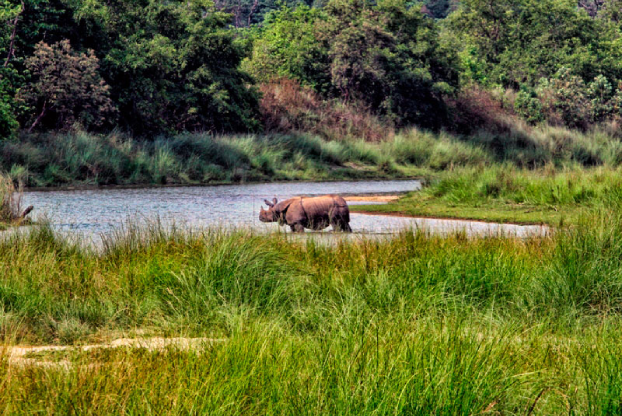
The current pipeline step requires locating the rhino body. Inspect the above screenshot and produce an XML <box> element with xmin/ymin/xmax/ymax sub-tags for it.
<box><xmin>259</xmin><ymin>195</ymin><xmax>352</xmax><ymax>233</ymax></box>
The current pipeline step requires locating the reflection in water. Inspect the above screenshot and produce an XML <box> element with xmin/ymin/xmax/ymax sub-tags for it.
<box><xmin>21</xmin><ymin>180</ymin><xmax>546</xmax><ymax>239</ymax></box>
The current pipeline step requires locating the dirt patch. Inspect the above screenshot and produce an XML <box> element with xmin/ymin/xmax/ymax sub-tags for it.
<box><xmin>345</xmin><ymin>195</ymin><xmax>400</xmax><ymax>202</ymax></box>
<box><xmin>4</xmin><ymin>337</ymin><xmax>225</xmax><ymax>369</ymax></box>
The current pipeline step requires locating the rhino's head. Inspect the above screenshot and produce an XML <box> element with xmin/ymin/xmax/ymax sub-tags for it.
<box><xmin>259</xmin><ymin>198</ymin><xmax>279</xmax><ymax>223</ymax></box>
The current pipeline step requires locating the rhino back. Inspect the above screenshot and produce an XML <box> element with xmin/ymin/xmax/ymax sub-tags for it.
<box><xmin>276</xmin><ymin>195</ymin><xmax>350</xmax><ymax>227</ymax></box>
<box><xmin>304</xmin><ymin>196</ymin><xmax>349</xmax><ymax>219</ymax></box>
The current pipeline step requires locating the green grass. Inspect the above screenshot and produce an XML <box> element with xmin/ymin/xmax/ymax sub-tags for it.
<box><xmin>6</xmin><ymin>121</ymin><xmax>622</xmax><ymax>411</ymax></box>
<box><xmin>6</xmin><ymin>121</ymin><xmax>622</xmax><ymax>189</ymax></box>
<box><xmin>2</xmin><ymin>212</ymin><xmax>622</xmax><ymax>412</ymax></box>
<box><xmin>0</xmin><ymin>131</ymin><xmax>434</xmax><ymax>187</ymax></box>
<box><xmin>353</xmin><ymin>165</ymin><xmax>622</xmax><ymax>225</ymax></box>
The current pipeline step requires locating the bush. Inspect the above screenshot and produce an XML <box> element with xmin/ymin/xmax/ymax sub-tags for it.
<box><xmin>18</xmin><ymin>40</ymin><xmax>117</xmax><ymax>133</ymax></box>
<box><xmin>514</xmin><ymin>89</ymin><xmax>544</xmax><ymax>125</ymax></box>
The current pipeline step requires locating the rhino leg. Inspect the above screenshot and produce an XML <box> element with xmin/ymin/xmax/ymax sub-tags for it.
<box><xmin>330</xmin><ymin>211</ymin><xmax>352</xmax><ymax>233</ymax></box>
<box><xmin>332</xmin><ymin>221</ymin><xmax>352</xmax><ymax>232</ymax></box>
<box><xmin>290</xmin><ymin>223</ymin><xmax>305</xmax><ymax>233</ymax></box>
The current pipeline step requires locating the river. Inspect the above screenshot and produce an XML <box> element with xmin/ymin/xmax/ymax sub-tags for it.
<box><xmin>20</xmin><ymin>180</ymin><xmax>546</xmax><ymax>239</ymax></box>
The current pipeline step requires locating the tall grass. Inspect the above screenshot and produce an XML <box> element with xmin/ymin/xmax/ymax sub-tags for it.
<box><xmin>1</xmin><ymin>129</ymin><xmax>490</xmax><ymax>187</ymax></box>
<box><xmin>2</xmin><ymin>212</ymin><xmax>622</xmax><ymax>411</ymax></box>
<box><xmin>412</xmin><ymin>165</ymin><xmax>622</xmax><ymax>208</ymax></box>
<box><xmin>6</xmin><ymin>117</ymin><xmax>622</xmax><ymax>188</ymax></box>
<box><xmin>0</xmin><ymin>174</ymin><xmax>23</xmax><ymax>223</ymax></box>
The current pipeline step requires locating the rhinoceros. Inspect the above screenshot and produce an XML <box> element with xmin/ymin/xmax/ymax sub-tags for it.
<box><xmin>259</xmin><ymin>195</ymin><xmax>352</xmax><ymax>233</ymax></box>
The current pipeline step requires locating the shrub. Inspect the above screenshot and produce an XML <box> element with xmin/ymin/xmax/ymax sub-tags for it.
<box><xmin>18</xmin><ymin>40</ymin><xmax>117</xmax><ymax>133</ymax></box>
<box><xmin>532</xmin><ymin>69</ymin><xmax>622</xmax><ymax>129</ymax></box>
<box><xmin>246</xmin><ymin>0</ymin><xmax>459</xmax><ymax>128</ymax></box>
<box><xmin>514</xmin><ymin>89</ymin><xmax>544</xmax><ymax>125</ymax></box>
<box><xmin>537</xmin><ymin>68</ymin><xmax>592</xmax><ymax>130</ymax></box>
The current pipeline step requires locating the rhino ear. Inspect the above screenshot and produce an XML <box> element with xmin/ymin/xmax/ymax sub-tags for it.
<box><xmin>264</xmin><ymin>199</ymin><xmax>274</xmax><ymax>207</ymax></box>
<box><xmin>272</xmin><ymin>198</ymin><xmax>278</xmax><ymax>206</ymax></box>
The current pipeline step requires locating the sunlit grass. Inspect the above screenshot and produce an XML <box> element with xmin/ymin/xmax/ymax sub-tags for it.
<box><xmin>353</xmin><ymin>165</ymin><xmax>622</xmax><ymax>225</ymax></box>
<box><xmin>1</xmin><ymin>211</ymin><xmax>622</xmax><ymax>412</ymax></box>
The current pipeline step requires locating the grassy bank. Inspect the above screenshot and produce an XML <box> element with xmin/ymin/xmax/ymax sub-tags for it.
<box><xmin>1</xmin><ymin>214</ymin><xmax>622</xmax><ymax>412</ymax></box>
<box><xmin>3</xmin><ymin>121</ymin><xmax>622</xmax><ymax>189</ymax></box>
<box><xmin>1</xmin><ymin>130</ymin><xmax>484</xmax><ymax>188</ymax></box>
<box><xmin>353</xmin><ymin>165</ymin><xmax>622</xmax><ymax>226</ymax></box>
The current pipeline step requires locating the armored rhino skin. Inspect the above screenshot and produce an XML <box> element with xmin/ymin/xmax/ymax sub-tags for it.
<box><xmin>259</xmin><ymin>195</ymin><xmax>352</xmax><ymax>233</ymax></box>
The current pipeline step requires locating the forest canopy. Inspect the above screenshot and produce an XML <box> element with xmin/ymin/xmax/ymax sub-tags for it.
<box><xmin>1</xmin><ymin>0</ymin><xmax>622</xmax><ymax>138</ymax></box>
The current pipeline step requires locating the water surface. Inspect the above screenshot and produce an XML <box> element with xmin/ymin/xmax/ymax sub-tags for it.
<box><xmin>21</xmin><ymin>180</ymin><xmax>546</xmax><ymax>239</ymax></box>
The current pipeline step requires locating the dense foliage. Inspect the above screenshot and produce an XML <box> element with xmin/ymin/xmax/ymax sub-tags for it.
<box><xmin>18</xmin><ymin>40</ymin><xmax>117</xmax><ymax>132</ymax></box>
<box><xmin>245</xmin><ymin>0</ymin><xmax>459</xmax><ymax>127</ymax></box>
<box><xmin>1</xmin><ymin>0</ymin><xmax>261</xmax><ymax>137</ymax></box>
<box><xmin>1</xmin><ymin>0</ymin><xmax>622</xmax><ymax>140</ymax></box>
<box><xmin>449</xmin><ymin>0</ymin><xmax>622</xmax><ymax>87</ymax></box>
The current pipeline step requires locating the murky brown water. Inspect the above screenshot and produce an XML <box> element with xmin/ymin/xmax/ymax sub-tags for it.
<box><xmin>21</xmin><ymin>180</ymin><xmax>546</xmax><ymax>239</ymax></box>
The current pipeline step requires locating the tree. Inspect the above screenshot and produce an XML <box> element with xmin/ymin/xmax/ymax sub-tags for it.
<box><xmin>578</xmin><ymin>0</ymin><xmax>606</xmax><ymax>17</ymax></box>
<box><xmin>72</xmin><ymin>0</ymin><xmax>261</xmax><ymax>135</ymax></box>
<box><xmin>449</xmin><ymin>0</ymin><xmax>622</xmax><ymax>88</ymax></box>
<box><xmin>599</xmin><ymin>0</ymin><xmax>622</xmax><ymax>23</ymax></box>
<box><xmin>421</xmin><ymin>0</ymin><xmax>458</xmax><ymax>18</ymax></box>
<box><xmin>243</xmin><ymin>5</ymin><xmax>331</xmax><ymax>92</ymax></box>
<box><xmin>18</xmin><ymin>40</ymin><xmax>117</xmax><ymax>132</ymax></box>
<box><xmin>213</xmin><ymin>0</ymin><xmax>311</xmax><ymax>27</ymax></box>
<box><xmin>0</xmin><ymin>0</ymin><xmax>23</xmax><ymax>138</ymax></box>
<box><xmin>246</xmin><ymin>0</ymin><xmax>459</xmax><ymax>127</ymax></box>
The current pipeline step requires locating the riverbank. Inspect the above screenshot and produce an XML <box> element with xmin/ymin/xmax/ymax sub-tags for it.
<box><xmin>2</xmin><ymin>130</ymin><xmax>458</xmax><ymax>188</ymax></box>
<box><xmin>1</xmin><ymin>215</ymin><xmax>621</xmax><ymax>413</ymax></box>
<box><xmin>5</xmin><ymin>126</ymin><xmax>622</xmax><ymax>229</ymax></box>
<box><xmin>6</xmin><ymin>121</ymin><xmax>621</xmax><ymax>190</ymax></box>
<box><xmin>352</xmin><ymin>166</ymin><xmax>622</xmax><ymax>226</ymax></box>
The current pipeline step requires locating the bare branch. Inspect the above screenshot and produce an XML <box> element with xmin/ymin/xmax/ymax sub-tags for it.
<box><xmin>3</xmin><ymin>1</ymin><xmax>24</xmax><ymax>68</ymax></box>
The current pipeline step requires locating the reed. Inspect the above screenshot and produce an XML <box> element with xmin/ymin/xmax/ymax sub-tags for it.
<box><xmin>6</xmin><ymin>119</ymin><xmax>622</xmax><ymax>188</ymax></box>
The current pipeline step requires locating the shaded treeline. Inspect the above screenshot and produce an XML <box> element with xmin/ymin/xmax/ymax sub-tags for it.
<box><xmin>2</xmin><ymin>0</ymin><xmax>622</xmax><ymax>142</ymax></box>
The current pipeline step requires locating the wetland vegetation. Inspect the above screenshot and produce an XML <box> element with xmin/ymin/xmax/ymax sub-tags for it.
<box><xmin>0</xmin><ymin>214</ymin><xmax>620</xmax><ymax>413</ymax></box>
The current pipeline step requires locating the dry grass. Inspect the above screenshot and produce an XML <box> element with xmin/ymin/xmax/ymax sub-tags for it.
<box><xmin>259</xmin><ymin>78</ymin><xmax>393</xmax><ymax>142</ymax></box>
<box><xmin>0</xmin><ymin>174</ymin><xmax>25</xmax><ymax>224</ymax></box>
